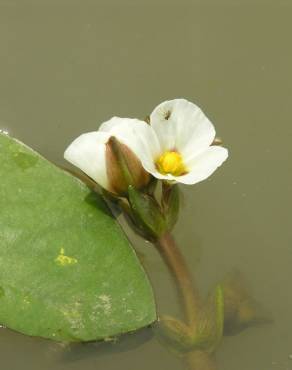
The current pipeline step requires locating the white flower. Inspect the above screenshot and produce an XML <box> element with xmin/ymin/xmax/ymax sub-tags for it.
<box><xmin>64</xmin><ymin>117</ymin><xmax>152</xmax><ymax>194</ymax></box>
<box><xmin>64</xmin><ymin>99</ymin><xmax>228</xmax><ymax>191</ymax></box>
<box><xmin>135</xmin><ymin>98</ymin><xmax>228</xmax><ymax>185</ymax></box>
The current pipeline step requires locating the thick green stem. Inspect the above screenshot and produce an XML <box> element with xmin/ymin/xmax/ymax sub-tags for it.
<box><xmin>155</xmin><ymin>232</ymin><xmax>201</xmax><ymax>329</ymax></box>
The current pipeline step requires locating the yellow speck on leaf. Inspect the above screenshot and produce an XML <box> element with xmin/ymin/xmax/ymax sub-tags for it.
<box><xmin>55</xmin><ymin>248</ymin><xmax>78</xmax><ymax>266</ymax></box>
<box><xmin>23</xmin><ymin>296</ymin><xmax>30</xmax><ymax>305</ymax></box>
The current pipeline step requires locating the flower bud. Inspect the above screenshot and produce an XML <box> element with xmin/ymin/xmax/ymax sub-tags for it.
<box><xmin>105</xmin><ymin>136</ymin><xmax>150</xmax><ymax>195</ymax></box>
<box><xmin>127</xmin><ymin>185</ymin><xmax>166</xmax><ymax>240</ymax></box>
<box><xmin>64</xmin><ymin>118</ymin><xmax>152</xmax><ymax>196</ymax></box>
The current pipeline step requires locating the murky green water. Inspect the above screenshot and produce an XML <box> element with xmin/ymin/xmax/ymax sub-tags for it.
<box><xmin>0</xmin><ymin>1</ymin><xmax>291</xmax><ymax>369</ymax></box>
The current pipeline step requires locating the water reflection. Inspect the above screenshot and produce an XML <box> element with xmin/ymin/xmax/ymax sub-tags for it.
<box><xmin>59</xmin><ymin>328</ymin><xmax>153</xmax><ymax>363</ymax></box>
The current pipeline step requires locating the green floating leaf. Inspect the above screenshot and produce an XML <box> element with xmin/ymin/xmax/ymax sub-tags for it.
<box><xmin>0</xmin><ymin>133</ymin><xmax>156</xmax><ymax>342</ymax></box>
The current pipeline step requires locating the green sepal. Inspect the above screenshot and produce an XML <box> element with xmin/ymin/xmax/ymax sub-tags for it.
<box><xmin>161</xmin><ymin>183</ymin><xmax>180</xmax><ymax>231</ymax></box>
<box><xmin>128</xmin><ymin>185</ymin><xmax>166</xmax><ymax>240</ymax></box>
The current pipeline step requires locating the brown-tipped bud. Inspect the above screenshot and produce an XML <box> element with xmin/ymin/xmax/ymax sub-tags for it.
<box><xmin>105</xmin><ymin>136</ymin><xmax>150</xmax><ymax>195</ymax></box>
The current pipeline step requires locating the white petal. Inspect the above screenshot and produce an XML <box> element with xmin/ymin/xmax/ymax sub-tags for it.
<box><xmin>99</xmin><ymin>116</ymin><xmax>123</xmax><ymax>133</ymax></box>
<box><xmin>177</xmin><ymin>146</ymin><xmax>228</xmax><ymax>185</ymax></box>
<box><xmin>100</xmin><ymin>117</ymin><xmax>161</xmax><ymax>166</ymax></box>
<box><xmin>64</xmin><ymin>131</ymin><xmax>110</xmax><ymax>190</ymax></box>
<box><xmin>150</xmin><ymin>99</ymin><xmax>216</xmax><ymax>158</ymax></box>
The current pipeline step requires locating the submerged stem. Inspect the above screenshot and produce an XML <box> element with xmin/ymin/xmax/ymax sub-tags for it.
<box><xmin>155</xmin><ymin>232</ymin><xmax>218</xmax><ymax>370</ymax></box>
<box><xmin>155</xmin><ymin>232</ymin><xmax>201</xmax><ymax>329</ymax></box>
<box><xmin>186</xmin><ymin>351</ymin><xmax>217</xmax><ymax>370</ymax></box>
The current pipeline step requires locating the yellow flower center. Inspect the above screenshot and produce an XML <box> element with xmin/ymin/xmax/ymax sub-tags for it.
<box><xmin>155</xmin><ymin>151</ymin><xmax>187</xmax><ymax>176</ymax></box>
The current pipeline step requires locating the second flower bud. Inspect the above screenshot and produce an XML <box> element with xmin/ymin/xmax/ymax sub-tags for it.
<box><xmin>105</xmin><ymin>136</ymin><xmax>150</xmax><ymax>195</ymax></box>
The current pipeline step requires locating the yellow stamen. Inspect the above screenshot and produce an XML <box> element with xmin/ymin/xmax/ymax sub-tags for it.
<box><xmin>155</xmin><ymin>151</ymin><xmax>187</xmax><ymax>176</ymax></box>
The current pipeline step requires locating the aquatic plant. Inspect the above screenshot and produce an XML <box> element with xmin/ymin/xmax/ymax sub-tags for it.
<box><xmin>0</xmin><ymin>99</ymin><xmax>270</xmax><ymax>370</ymax></box>
<box><xmin>65</xmin><ymin>99</ymin><xmax>270</xmax><ymax>369</ymax></box>
<box><xmin>65</xmin><ymin>98</ymin><xmax>231</xmax><ymax>368</ymax></box>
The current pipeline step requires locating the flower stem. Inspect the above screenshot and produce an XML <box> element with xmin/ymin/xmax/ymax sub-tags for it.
<box><xmin>155</xmin><ymin>232</ymin><xmax>201</xmax><ymax>329</ymax></box>
<box><xmin>156</xmin><ymin>232</ymin><xmax>218</xmax><ymax>370</ymax></box>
